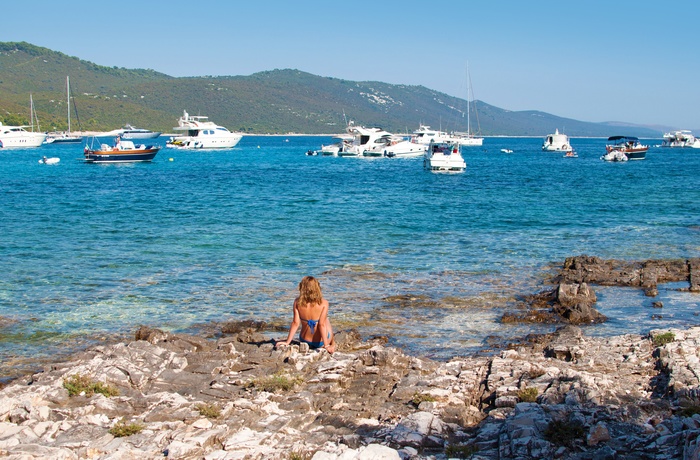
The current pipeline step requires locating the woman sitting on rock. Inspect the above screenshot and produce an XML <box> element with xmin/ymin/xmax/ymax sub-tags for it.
<box><xmin>276</xmin><ymin>276</ymin><xmax>336</xmax><ymax>354</ymax></box>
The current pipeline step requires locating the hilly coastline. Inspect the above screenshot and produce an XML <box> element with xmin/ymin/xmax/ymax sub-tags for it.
<box><xmin>0</xmin><ymin>41</ymin><xmax>662</xmax><ymax>137</ymax></box>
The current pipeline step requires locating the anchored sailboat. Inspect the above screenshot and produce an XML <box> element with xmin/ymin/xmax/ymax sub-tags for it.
<box><xmin>46</xmin><ymin>76</ymin><xmax>82</xmax><ymax>144</ymax></box>
<box><xmin>454</xmin><ymin>64</ymin><xmax>484</xmax><ymax>147</ymax></box>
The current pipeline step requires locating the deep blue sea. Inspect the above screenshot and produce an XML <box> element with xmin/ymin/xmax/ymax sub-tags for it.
<box><xmin>1</xmin><ymin>136</ymin><xmax>699</xmax><ymax>381</ymax></box>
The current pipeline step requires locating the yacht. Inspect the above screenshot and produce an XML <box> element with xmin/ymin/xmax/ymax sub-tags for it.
<box><xmin>0</xmin><ymin>123</ymin><xmax>46</xmax><ymax>148</ymax></box>
<box><xmin>411</xmin><ymin>124</ymin><xmax>460</xmax><ymax>145</ymax></box>
<box><xmin>167</xmin><ymin>110</ymin><xmax>242</xmax><ymax>149</ymax></box>
<box><xmin>120</xmin><ymin>124</ymin><xmax>161</xmax><ymax>140</ymax></box>
<box><xmin>1</xmin><ymin>95</ymin><xmax>47</xmax><ymax>148</ymax></box>
<box><xmin>338</xmin><ymin>122</ymin><xmax>390</xmax><ymax>157</ymax></box>
<box><xmin>542</xmin><ymin>129</ymin><xmax>573</xmax><ymax>152</ymax></box>
<box><xmin>319</xmin><ymin>134</ymin><xmax>353</xmax><ymax>156</ymax></box>
<box><xmin>363</xmin><ymin>133</ymin><xmax>427</xmax><ymax>158</ymax></box>
<box><xmin>424</xmin><ymin>140</ymin><xmax>466</xmax><ymax>172</ymax></box>
<box><xmin>662</xmin><ymin>130</ymin><xmax>700</xmax><ymax>148</ymax></box>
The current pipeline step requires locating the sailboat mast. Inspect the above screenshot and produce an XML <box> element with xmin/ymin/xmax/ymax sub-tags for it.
<box><xmin>67</xmin><ymin>76</ymin><xmax>71</xmax><ymax>133</ymax></box>
<box><xmin>466</xmin><ymin>63</ymin><xmax>471</xmax><ymax>137</ymax></box>
<box><xmin>29</xmin><ymin>93</ymin><xmax>41</xmax><ymax>132</ymax></box>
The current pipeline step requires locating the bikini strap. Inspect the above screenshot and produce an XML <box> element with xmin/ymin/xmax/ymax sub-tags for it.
<box><xmin>306</xmin><ymin>319</ymin><xmax>318</xmax><ymax>334</ymax></box>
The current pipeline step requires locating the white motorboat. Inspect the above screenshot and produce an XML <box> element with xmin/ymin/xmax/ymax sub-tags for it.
<box><xmin>319</xmin><ymin>135</ymin><xmax>353</xmax><ymax>156</ymax></box>
<box><xmin>167</xmin><ymin>110</ymin><xmax>242</xmax><ymax>149</ymax></box>
<box><xmin>339</xmin><ymin>122</ymin><xmax>390</xmax><ymax>157</ymax></box>
<box><xmin>382</xmin><ymin>138</ymin><xmax>427</xmax><ymax>158</ymax></box>
<box><xmin>119</xmin><ymin>124</ymin><xmax>161</xmax><ymax>140</ymax></box>
<box><xmin>542</xmin><ymin>129</ymin><xmax>573</xmax><ymax>152</ymax></box>
<box><xmin>600</xmin><ymin>149</ymin><xmax>628</xmax><ymax>162</ymax></box>
<box><xmin>662</xmin><ymin>130</ymin><xmax>700</xmax><ymax>148</ymax></box>
<box><xmin>0</xmin><ymin>95</ymin><xmax>46</xmax><ymax>148</ymax></box>
<box><xmin>1</xmin><ymin>123</ymin><xmax>47</xmax><ymax>148</ymax></box>
<box><xmin>424</xmin><ymin>140</ymin><xmax>466</xmax><ymax>172</ymax></box>
<box><xmin>411</xmin><ymin>124</ymin><xmax>460</xmax><ymax>145</ymax></box>
<box><xmin>363</xmin><ymin>134</ymin><xmax>427</xmax><ymax>158</ymax></box>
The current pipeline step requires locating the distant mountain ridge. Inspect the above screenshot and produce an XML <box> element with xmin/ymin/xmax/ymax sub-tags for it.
<box><xmin>0</xmin><ymin>41</ymin><xmax>665</xmax><ymax>137</ymax></box>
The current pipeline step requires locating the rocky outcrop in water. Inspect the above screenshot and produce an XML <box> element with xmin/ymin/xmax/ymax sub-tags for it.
<box><xmin>503</xmin><ymin>255</ymin><xmax>700</xmax><ymax>325</ymax></box>
<box><xmin>556</xmin><ymin>255</ymin><xmax>700</xmax><ymax>293</ymax></box>
<box><xmin>1</xmin><ymin>321</ymin><xmax>700</xmax><ymax>459</ymax></box>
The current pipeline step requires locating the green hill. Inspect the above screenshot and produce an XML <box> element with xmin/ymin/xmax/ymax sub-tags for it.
<box><xmin>0</xmin><ymin>41</ymin><xmax>661</xmax><ymax>137</ymax></box>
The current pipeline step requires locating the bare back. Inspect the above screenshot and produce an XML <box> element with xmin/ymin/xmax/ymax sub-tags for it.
<box><xmin>295</xmin><ymin>297</ymin><xmax>329</xmax><ymax>343</ymax></box>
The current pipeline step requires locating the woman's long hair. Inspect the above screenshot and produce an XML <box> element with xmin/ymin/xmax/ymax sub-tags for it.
<box><xmin>298</xmin><ymin>276</ymin><xmax>323</xmax><ymax>308</ymax></box>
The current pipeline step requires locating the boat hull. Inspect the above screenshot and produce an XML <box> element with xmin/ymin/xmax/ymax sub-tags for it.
<box><xmin>46</xmin><ymin>135</ymin><xmax>83</xmax><ymax>144</ymax></box>
<box><xmin>424</xmin><ymin>159</ymin><xmax>466</xmax><ymax>172</ymax></box>
<box><xmin>605</xmin><ymin>146</ymin><xmax>647</xmax><ymax>160</ymax></box>
<box><xmin>458</xmin><ymin>137</ymin><xmax>483</xmax><ymax>147</ymax></box>
<box><xmin>0</xmin><ymin>132</ymin><xmax>47</xmax><ymax>148</ymax></box>
<box><xmin>168</xmin><ymin>135</ymin><xmax>241</xmax><ymax>149</ymax></box>
<box><xmin>122</xmin><ymin>132</ymin><xmax>161</xmax><ymax>140</ymax></box>
<box><xmin>84</xmin><ymin>148</ymin><xmax>160</xmax><ymax>163</ymax></box>
<box><xmin>424</xmin><ymin>141</ymin><xmax>466</xmax><ymax>172</ymax></box>
<box><xmin>624</xmin><ymin>150</ymin><xmax>647</xmax><ymax>160</ymax></box>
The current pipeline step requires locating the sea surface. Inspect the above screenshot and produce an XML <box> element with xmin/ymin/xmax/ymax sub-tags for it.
<box><xmin>1</xmin><ymin>136</ymin><xmax>699</xmax><ymax>381</ymax></box>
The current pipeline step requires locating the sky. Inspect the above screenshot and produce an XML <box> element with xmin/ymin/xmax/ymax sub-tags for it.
<box><xmin>3</xmin><ymin>0</ymin><xmax>700</xmax><ymax>130</ymax></box>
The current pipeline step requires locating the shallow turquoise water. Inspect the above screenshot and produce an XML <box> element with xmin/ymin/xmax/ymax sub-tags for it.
<box><xmin>1</xmin><ymin>136</ymin><xmax>699</xmax><ymax>377</ymax></box>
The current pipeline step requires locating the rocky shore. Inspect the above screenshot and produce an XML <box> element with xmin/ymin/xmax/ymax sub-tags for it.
<box><xmin>1</xmin><ymin>256</ymin><xmax>699</xmax><ymax>459</ymax></box>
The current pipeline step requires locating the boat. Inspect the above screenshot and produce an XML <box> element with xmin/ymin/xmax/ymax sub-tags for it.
<box><xmin>338</xmin><ymin>122</ymin><xmax>390</xmax><ymax>157</ymax></box>
<box><xmin>364</xmin><ymin>133</ymin><xmax>427</xmax><ymax>158</ymax></box>
<box><xmin>411</xmin><ymin>124</ymin><xmax>460</xmax><ymax>145</ymax></box>
<box><xmin>45</xmin><ymin>77</ymin><xmax>83</xmax><ymax>144</ymax></box>
<box><xmin>542</xmin><ymin>129</ymin><xmax>573</xmax><ymax>152</ymax></box>
<box><xmin>167</xmin><ymin>110</ymin><xmax>242</xmax><ymax>149</ymax></box>
<box><xmin>39</xmin><ymin>156</ymin><xmax>60</xmax><ymax>165</ymax></box>
<box><xmin>501</xmin><ymin>149</ymin><xmax>513</xmax><ymax>154</ymax></box>
<box><xmin>319</xmin><ymin>135</ymin><xmax>353</xmax><ymax>156</ymax></box>
<box><xmin>601</xmin><ymin>150</ymin><xmax>628</xmax><ymax>162</ymax></box>
<box><xmin>661</xmin><ymin>130</ymin><xmax>700</xmax><ymax>148</ymax></box>
<box><xmin>0</xmin><ymin>95</ymin><xmax>47</xmax><ymax>148</ymax></box>
<box><xmin>605</xmin><ymin>136</ymin><xmax>648</xmax><ymax>160</ymax></box>
<box><xmin>119</xmin><ymin>124</ymin><xmax>161</xmax><ymax>140</ymax></box>
<box><xmin>83</xmin><ymin>137</ymin><xmax>160</xmax><ymax>163</ymax></box>
<box><xmin>452</xmin><ymin>65</ymin><xmax>484</xmax><ymax>147</ymax></box>
<box><xmin>424</xmin><ymin>140</ymin><xmax>466</xmax><ymax>172</ymax></box>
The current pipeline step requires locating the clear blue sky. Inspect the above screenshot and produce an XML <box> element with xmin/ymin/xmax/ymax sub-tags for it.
<box><xmin>4</xmin><ymin>0</ymin><xmax>699</xmax><ymax>130</ymax></box>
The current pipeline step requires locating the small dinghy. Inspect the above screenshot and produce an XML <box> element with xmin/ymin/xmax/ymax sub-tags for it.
<box><xmin>39</xmin><ymin>156</ymin><xmax>60</xmax><ymax>165</ymax></box>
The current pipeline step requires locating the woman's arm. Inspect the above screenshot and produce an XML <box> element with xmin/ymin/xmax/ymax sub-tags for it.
<box><xmin>276</xmin><ymin>299</ymin><xmax>301</xmax><ymax>348</ymax></box>
<box><xmin>317</xmin><ymin>300</ymin><xmax>335</xmax><ymax>353</ymax></box>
